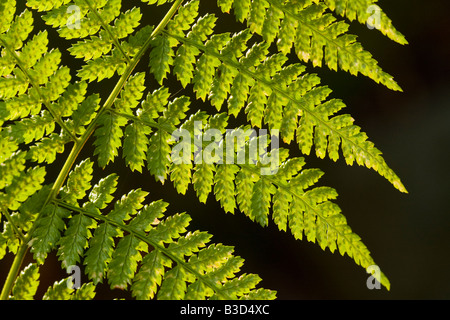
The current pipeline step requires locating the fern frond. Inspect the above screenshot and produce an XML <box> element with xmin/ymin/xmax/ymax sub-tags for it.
<box><xmin>40</xmin><ymin>277</ymin><xmax>97</xmax><ymax>300</ymax></box>
<box><xmin>84</xmin><ymin>188</ymin><xmax>148</xmax><ymax>284</ymax></box>
<box><xmin>162</xmin><ymin>17</ymin><xmax>406</xmax><ymax>192</ymax></box>
<box><xmin>0</xmin><ymin>6</ymin><xmax>80</xmax><ymax>147</ymax></box>
<box><xmin>218</xmin><ymin>0</ymin><xmax>403</xmax><ymax>91</ymax></box>
<box><xmin>244</xmin><ymin>154</ymin><xmax>390</xmax><ymax>290</ymax></box>
<box><xmin>68</xmin><ymin>93</ymin><xmax>101</xmax><ymax>136</ymax></box>
<box><xmin>0</xmin><ymin>0</ymin><xmax>407</xmax><ymax>300</ymax></box>
<box><xmin>72</xmin><ymin>282</ymin><xmax>97</xmax><ymax>300</ymax></box>
<box><xmin>27</xmin><ymin>133</ymin><xmax>70</xmax><ymax>164</ymax></box>
<box><xmin>42</xmin><ymin>168</ymin><xmax>277</xmax><ymax>299</ymax></box>
<box><xmin>38</xmin><ymin>0</ymin><xmax>146</xmax><ymax>83</ymax></box>
<box><xmin>166</xmin><ymin>117</ymin><xmax>391</xmax><ymax>289</ymax></box>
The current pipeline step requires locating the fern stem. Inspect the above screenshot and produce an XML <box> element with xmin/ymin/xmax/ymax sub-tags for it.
<box><xmin>0</xmin><ymin>0</ymin><xmax>185</xmax><ymax>300</ymax></box>
<box><xmin>53</xmin><ymin>198</ymin><xmax>233</xmax><ymax>300</ymax></box>
<box><xmin>0</xmin><ymin>243</ymin><xmax>27</xmax><ymax>300</ymax></box>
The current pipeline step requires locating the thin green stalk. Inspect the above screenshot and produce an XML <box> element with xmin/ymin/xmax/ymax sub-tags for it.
<box><xmin>0</xmin><ymin>0</ymin><xmax>184</xmax><ymax>300</ymax></box>
<box><xmin>0</xmin><ymin>244</ymin><xmax>27</xmax><ymax>300</ymax></box>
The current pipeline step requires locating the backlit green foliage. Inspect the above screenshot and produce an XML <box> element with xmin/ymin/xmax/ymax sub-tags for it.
<box><xmin>0</xmin><ymin>0</ymin><xmax>407</xmax><ymax>299</ymax></box>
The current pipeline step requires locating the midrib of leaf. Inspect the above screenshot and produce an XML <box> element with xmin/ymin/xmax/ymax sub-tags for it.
<box><xmin>111</xmin><ymin>110</ymin><xmax>173</xmax><ymax>133</ymax></box>
<box><xmin>0</xmin><ymin>0</ymin><xmax>185</xmax><ymax>300</ymax></box>
<box><xmin>54</xmin><ymin>199</ymin><xmax>234</xmax><ymax>300</ymax></box>
<box><xmin>163</xmin><ymin>30</ymin><xmax>406</xmax><ymax>193</ymax></box>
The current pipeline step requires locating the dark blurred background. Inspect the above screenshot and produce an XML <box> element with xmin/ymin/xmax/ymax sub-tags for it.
<box><xmin>1</xmin><ymin>0</ymin><xmax>450</xmax><ymax>300</ymax></box>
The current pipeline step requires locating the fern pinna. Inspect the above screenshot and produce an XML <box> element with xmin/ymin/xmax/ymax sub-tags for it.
<box><xmin>0</xmin><ymin>0</ymin><xmax>406</xmax><ymax>300</ymax></box>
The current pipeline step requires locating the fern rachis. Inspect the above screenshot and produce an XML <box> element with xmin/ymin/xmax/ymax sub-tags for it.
<box><xmin>0</xmin><ymin>0</ymin><xmax>407</xmax><ymax>300</ymax></box>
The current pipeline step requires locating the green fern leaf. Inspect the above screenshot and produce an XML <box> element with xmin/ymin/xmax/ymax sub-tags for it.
<box><xmin>0</xmin><ymin>0</ymin><xmax>16</xmax><ymax>34</ymax></box>
<box><xmin>54</xmin><ymin>81</ymin><xmax>88</xmax><ymax>119</ymax></box>
<box><xmin>131</xmin><ymin>250</ymin><xmax>172</xmax><ymax>300</ymax></box>
<box><xmin>147</xmin><ymin>212</ymin><xmax>191</xmax><ymax>245</ymax></box>
<box><xmin>0</xmin><ymin>9</ymin><xmax>33</xmax><ymax>50</ymax></box>
<box><xmin>11</xmin><ymin>263</ymin><xmax>40</xmax><ymax>300</ymax></box>
<box><xmin>77</xmin><ymin>51</ymin><xmax>126</xmax><ymax>82</ymax></box>
<box><xmin>0</xmin><ymin>0</ymin><xmax>408</xmax><ymax>299</ymax></box>
<box><xmin>73</xmin><ymin>282</ymin><xmax>97</xmax><ymax>300</ymax></box>
<box><xmin>166</xmin><ymin>20</ymin><xmax>406</xmax><ymax>192</ymax></box>
<box><xmin>60</xmin><ymin>159</ymin><xmax>94</xmax><ymax>205</ymax></box>
<box><xmin>214</xmin><ymin>164</ymin><xmax>239</xmax><ymax>213</ymax></box>
<box><xmin>185</xmin><ymin>279</ymin><xmax>214</xmax><ymax>300</ymax></box>
<box><xmin>147</xmin><ymin>131</ymin><xmax>172</xmax><ymax>183</ymax></box>
<box><xmin>123</xmin><ymin>121</ymin><xmax>152</xmax><ymax>173</ymax></box>
<box><xmin>219</xmin><ymin>0</ymin><xmax>403</xmax><ymax>90</ymax></box>
<box><xmin>157</xmin><ymin>265</ymin><xmax>193</xmax><ymax>300</ymax></box>
<box><xmin>69</xmin><ymin>94</ymin><xmax>101</xmax><ymax>135</ymax></box>
<box><xmin>174</xmin><ymin>14</ymin><xmax>217</xmax><ymax>88</ymax></box>
<box><xmin>57</xmin><ymin>211</ymin><xmax>96</xmax><ymax>269</ymax></box>
<box><xmin>149</xmin><ymin>35</ymin><xmax>174</xmax><ymax>85</ymax></box>
<box><xmin>249</xmin><ymin>177</ymin><xmax>275</xmax><ymax>226</ymax></box>
<box><xmin>26</xmin><ymin>0</ymin><xmax>72</xmax><ymax>12</ymax></box>
<box><xmin>0</xmin><ymin>166</ymin><xmax>46</xmax><ymax>212</ymax></box>
<box><xmin>83</xmin><ymin>222</ymin><xmax>117</xmax><ymax>284</ymax></box>
<box><xmin>219</xmin><ymin>273</ymin><xmax>262</xmax><ymax>300</ymax></box>
<box><xmin>192</xmin><ymin>163</ymin><xmax>215</xmax><ymax>203</ymax></box>
<box><xmin>42</xmin><ymin>278</ymin><xmax>73</xmax><ymax>300</ymax></box>
<box><xmin>88</xmin><ymin>174</ymin><xmax>119</xmax><ymax>209</ymax></box>
<box><xmin>0</xmin><ymin>151</ymin><xmax>27</xmax><ymax>191</ymax></box>
<box><xmin>166</xmin><ymin>0</ymin><xmax>199</xmax><ymax>40</ymax></box>
<box><xmin>108</xmin><ymin>234</ymin><xmax>147</xmax><ymax>289</ymax></box>
<box><xmin>84</xmin><ymin>188</ymin><xmax>147</xmax><ymax>283</ymax></box>
<box><xmin>29</xmin><ymin>204</ymin><xmax>70</xmax><ymax>264</ymax></box>
<box><xmin>167</xmin><ymin>230</ymin><xmax>211</xmax><ymax>260</ymax></box>
<box><xmin>93</xmin><ymin>112</ymin><xmax>128</xmax><ymax>168</ymax></box>
<box><xmin>27</xmin><ymin>133</ymin><xmax>69</xmax><ymax>164</ymax></box>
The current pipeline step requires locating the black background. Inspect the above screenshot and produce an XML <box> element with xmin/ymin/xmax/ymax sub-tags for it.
<box><xmin>1</xmin><ymin>0</ymin><xmax>450</xmax><ymax>300</ymax></box>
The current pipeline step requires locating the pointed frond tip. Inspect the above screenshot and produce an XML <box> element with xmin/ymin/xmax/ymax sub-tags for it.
<box><xmin>323</xmin><ymin>0</ymin><xmax>408</xmax><ymax>45</ymax></box>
